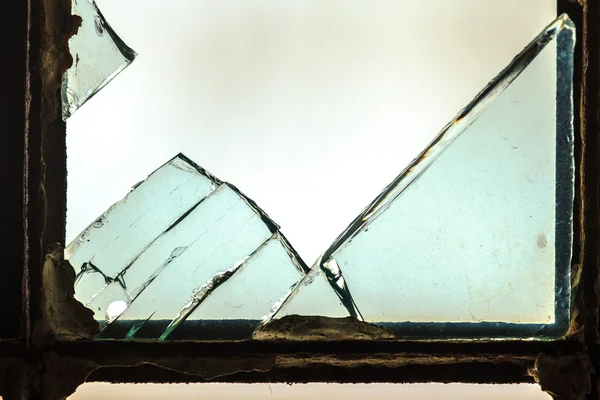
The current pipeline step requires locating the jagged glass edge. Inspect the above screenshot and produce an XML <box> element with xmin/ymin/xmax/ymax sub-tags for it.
<box><xmin>65</xmin><ymin>153</ymin><xmax>220</xmax><ymax>260</ymax></box>
<box><xmin>322</xmin><ymin>14</ymin><xmax>573</xmax><ymax>264</ymax></box>
<box><xmin>61</xmin><ymin>0</ymin><xmax>138</xmax><ymax>120</ymax></box>
<box><xmin>265</xmin><ymin>14</ymin><xmax>575</xmax><ymax>340</ymax></box>
<box><xmin>75</xmin><ymin>153</ymin><xmax>310</xmax><ymax>339</ymax></box>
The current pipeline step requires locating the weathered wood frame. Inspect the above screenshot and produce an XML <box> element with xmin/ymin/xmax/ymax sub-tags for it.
<box><xmin>1</xmin><ymin>1</ymin><xmax>598</xmax><ymax>399</ymax></box>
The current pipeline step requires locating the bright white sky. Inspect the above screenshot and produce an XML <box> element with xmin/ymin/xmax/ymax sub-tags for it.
<box><xmin>66</xmin><ymin>0</ymin><xmax>556</xmax><ymax>265</ymax></box>
<box><xmin>69</xmin><ymin>383</ymin><xmax>550</xmax><ymax>400</ymax></box>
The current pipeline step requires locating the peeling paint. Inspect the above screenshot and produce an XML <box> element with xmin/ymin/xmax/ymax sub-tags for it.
<box><xmin>38</xmin><ymin>246</ymin><xmax>99</xmax><ymax>341</ymax></box>
<box><xmin>41</xmin><ymin>0</ymin><xmax>81</xmax><ymax>124</ymax></box>
<box><xmin>253</xmin><ymin>315</ymin><xmax>395</xmax><ymax>341</ymax></box>
<box><xmin>566</xmin><ymin>263</ymin><xmax>584</xmax><ymax>341</ymax></box>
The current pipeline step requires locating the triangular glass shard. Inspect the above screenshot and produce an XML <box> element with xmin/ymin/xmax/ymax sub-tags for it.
<box><xmin>266</xmin><ymin>266</ymin><xmax>350</xmax><ymax>322</ymax></box>
<box><xmin>66</xmin><ymin>154</ymin><xmax>309</xmax><ymax>339</ymax></box>
<box><xmin>271</xmin><ymin>15</ymin><xmax>575</xmax><ymax>338</ymax></box>
<box><xmin>62</xmin><ymin>0</ymin><xmax>137</xmax><ymax>120</ymax></box>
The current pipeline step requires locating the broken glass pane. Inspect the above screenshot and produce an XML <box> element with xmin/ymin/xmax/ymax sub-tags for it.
<box><xmin>66</xmin><ymin>155</ymin><xmax>308</xmax><ymax>339</ymax></box>
<box><xmin>62</xmin><ymin>0</ymin><xmax>137</xmax><ymax>119</ymax></box>
<box><xmin>66</xmin><ymin>155</ymin><xmax>218</xmax><ymax>285</ymax></box>
<box><xmin>68</xmin><ymin>14</ymin><xmax>573</xmax><ymax>341</ymax></box>
<box><xmin>267</xmin><ymin>14</ymin><xmax>574</xmax><ymax>339</ymax></box>
<box><xmin>264</xmin><ymin>267</ymin><xmax>350</xmax><ymax>322</ymax></box>
<box><xmin>158</xmin><ymin>234</ymin><xmax>307</xmax><ymax>340</ymax></box>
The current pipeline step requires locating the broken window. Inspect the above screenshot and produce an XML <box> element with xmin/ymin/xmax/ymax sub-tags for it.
<box><xmin>64</xmin><ymin>14</ymin><xmax>575</xmax><ymax>341</ymax></box>
<box><xmin>67</xmin><ymin>155</ymin><xmax>308</xmax><ymax>340</ymax></box>
<box><xmin>6</xmin><ymin>0</ymin><xmax>600</xmax><ymax>398</ymax></box>
<box><xmin>64</xmin><ymin>0</ymin><xmax>559</xmax><ymax>266</ymax></box>
<box><xmin>272</xmin><ymin>15</ymin><xmax>575</xmax><ymax>339</ymax></box>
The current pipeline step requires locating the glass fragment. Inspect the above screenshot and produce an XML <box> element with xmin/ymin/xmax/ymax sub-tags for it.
<box><xmin>269</xmin><ymin>15</ymin><xmax>574</xmax><ymax>339</ymax></box>
<box><xmin>68</xmin><ymin>14</ymin><xmax>574</xmax><ymax>341</ymax></box>
<box><xmin>69</xmin><ymin>383</ymin><xmax>552</xmax><ymax>400</ymax></box>
<box><xmin>66</xmin><ymin>155</ymin><xmax>308</xmax><ymax>339</ymax></box>
<box><xmin>62</xmin><ymin>0</ymin><xmax>137</xmax><ymax>119</ymax></box>
<box><xmin>161</xmin><ymin>234</ymin><xmax>306</xmax><ymax>340</ymax></box>
<box><xmin>264</xmin><ymin>266</ymin><xmax>350</xmax><ymax>323</ymax></box>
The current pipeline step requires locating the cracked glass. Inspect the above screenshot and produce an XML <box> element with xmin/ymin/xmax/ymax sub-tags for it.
<box><xmin>67</xmin><ymin>155</ymin><xmax>308</xmax><ymax>340</ymax></box>
<box><xmin>271</xmin><ymin>15</ymin><xmax>575</xmax><ymax>339</ymax></box>
<box><xmin>66</xmin><ymin>13</ymin><xmax>573</xmax><ymax>340</ymax></box>
<box><xmin>62</xmin><ymin>0</ymin><xmax>137</xmax><ymax>119</ymax></box>
<box><xmin>68</xmin><ymin>383</ymin><xmax>553</xmax><ymax>400</ymax></box>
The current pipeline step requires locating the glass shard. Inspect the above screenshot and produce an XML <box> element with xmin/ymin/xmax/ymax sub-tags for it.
<box><xmin>265</xmin><ymin>266</ymin><xmax>350</xmax><ymax>323</ymax></box>
<box><xmin>68</xmin><ymin>14</ymin><xmax>573</xmax><ymax>341</ymax></box>
<box><xmin>273</xmin><ymin>15</ymin><xmax>575</xmax><ymax>338</ymax></box>
<box><xmin>62</xmin><ymin>0</ymin><xmax>137</xmax><ymax>119</ymax></box>
<box><xmin>67</xmin><ymin>155</ymin><xmax>218</xmax><ymax>289</ymax></box>
<box><xmin>160</xmin><ymin>234</ymin><xmax>305</xmax><ymax>340</ymax></box>
<box><xmin>88</xmin><ymin>283</ymin><xmax>129</xmax><ymax>325</ymax></box>
<box><xmin>66</xmin><ymin>154</ymin><xmax>308</xmax><ymax>339</ymax></box>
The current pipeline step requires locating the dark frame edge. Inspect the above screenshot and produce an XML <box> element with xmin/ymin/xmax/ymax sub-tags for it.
<box><xmin>579</xmin><ymin>0</ymin><xmax>600</xmax><ymax>397</ymax></box>
<box><xmin>55</xmin><ymin>339</ymin><xmax>578</xmax><ymax>385</ymax></box>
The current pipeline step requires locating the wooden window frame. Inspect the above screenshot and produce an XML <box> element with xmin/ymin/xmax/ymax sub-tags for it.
<box><xmin>1</xmin><ymin>1</ymin><xmax>598</xmax><ymax>399</ymax></box>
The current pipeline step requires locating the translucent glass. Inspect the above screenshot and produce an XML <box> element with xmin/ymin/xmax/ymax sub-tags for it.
<box><xmin>62</xmin><ymin>0</ymin><xmax>137</xmax><ymax>119</ymax></box>
<box><xmin>66</xmin><ymin>155</ymin><xmax>218</xmax><ymax>283</ymax></box>
<box><xmin>66</xmin><ymin>155</ymin><xmax>308</xmax><ymax>339</ymax></box>
<box><xmin>65</xmin><ymin>1</ymin><xmax>556</xmax><ymax>266</ymax></box>
<box><xmin>272</xmin><ymin>268</ymin><xmax>349</xmax><ymax>320</ymax></box>
<box><xmin>67</xmin><ymin>15</ymin><xmax>574</xmax><ymax>340</ymax></box>
<box><xmin>271</xmin><ymin>15</ymin><xmax>575</xmax><ymax>339</ymax></box>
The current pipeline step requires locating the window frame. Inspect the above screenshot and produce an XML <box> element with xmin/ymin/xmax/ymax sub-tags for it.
<box><xmin>1</xmin><ymin>0</ymin><xmax>598</xmax><ymax>399</ymax></box>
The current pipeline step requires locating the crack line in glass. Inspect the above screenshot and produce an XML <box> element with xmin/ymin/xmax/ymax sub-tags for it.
<box><xmin>322</xmin><ymin>258</ymin><xmax>363</xmax><ymax>321</ymax></box>
<box><xmin>66</xmin><ymin>14</ymin><xmax>574</xmax><ymax>340</ymax></box>
<box><xmin>94</xmin><ymin>186</ymin><xmax>246</xmax><ymax>328</ymax></box>
<box><xmin>158</xmin><ymin>234</ymin><xmax>277</xmax><ymax>340</ymax></box>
